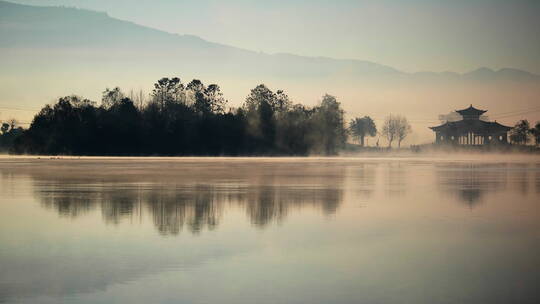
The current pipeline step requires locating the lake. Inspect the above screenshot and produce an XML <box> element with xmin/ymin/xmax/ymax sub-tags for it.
<box><xmin>1</xmin><ymin>156</ymin><xmax>539</xmax><ymax>304</ymax></box>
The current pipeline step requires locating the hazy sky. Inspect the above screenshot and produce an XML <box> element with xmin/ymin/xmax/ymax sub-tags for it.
<box><xmin>8</xmin><ymin>0</ymin><xmax>540</xmax><ymax>74</ymax></box>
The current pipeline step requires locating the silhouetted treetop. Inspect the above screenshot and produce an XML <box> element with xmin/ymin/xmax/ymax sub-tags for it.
<box><xmin>11</xmin><ymin>77</ymin><xmax>348</xmax><ymax>156</ymax></box>
<box><xmin>349</xmin><ymin>116</ymin><xmax>377</xmax><ymax>147</ymax></box>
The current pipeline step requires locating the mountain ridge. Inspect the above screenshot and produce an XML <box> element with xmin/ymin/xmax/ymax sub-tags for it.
<box><xmin>1</xmin><ymin>0</ymin><xmax>539</xmax><ymax>81</ymax></box>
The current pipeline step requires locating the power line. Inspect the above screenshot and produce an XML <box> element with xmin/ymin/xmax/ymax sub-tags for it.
<box><xmin>491</xmin><ymin>109</ymin><xmax>540</xmax><ymax>120</ymax></box>
<box><xmin>0</xmin><ymin>105</ymin><xmax>40</xmax><ymax>112</ymax></box>
<box><xmin>348</xmin><ymin>104</ymin><xmax>540</xmax><ymax>123</ymax></box>
<box><xmin>1</xmin><ymin>102</ymin><xmax>538</xmax><ymax>124</ymax></box>
<box><xmin>490</xmin><ymin>105</ymin><xmax>540</xmax><ymax>118</ymax></box>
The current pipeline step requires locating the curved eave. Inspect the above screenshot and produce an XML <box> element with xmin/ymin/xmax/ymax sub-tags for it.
<box><xmin>429</xmin><ymin>120</ymin><xmax>512</xmax><ymax>133</ymax></box>
<box><xmin>491</xmin><ymin>122</ymin><xmax>512</xmax><ymax>131</ymax></box>
<box><xmin>456</xmin><ymin>109</ymin><xmax>487</xmax><ymax>115</ymax></box>
<box><xmin>429</xmin><ymin>122</ymin><xmax>450</xmax><ymax>131</ymax></box>
<box><xmin>455</xmin><ymin>105</ymin><xmax>487</xmax><ymax>116</ymax></box>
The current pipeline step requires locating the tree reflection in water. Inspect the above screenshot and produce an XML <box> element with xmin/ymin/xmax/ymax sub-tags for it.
<box><xmin>29</xmin><ymin>161</ymin><xmax>345</xmax><ymax>235</ymax></box>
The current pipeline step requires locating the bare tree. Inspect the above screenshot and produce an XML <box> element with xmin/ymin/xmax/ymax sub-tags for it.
<box><xmin>129</xmin><ymin>89</ymin><xmax>147</xmax><ymax>110</ymax></box>
<box><xmin>396</xmin><ymin>116</ymin><xmax>412</xmax><ymax>148</ymax></box>
<box><xmin>382</xmin><ymin>115</ymin><xmax>397</xmax><ymax>148</ymax></box>
<box><xmin>382</xmin><ymin>115</ymin><xmax>412</xmax><ymax>148</ymax></box>
<box><xmin>102</xmin><ymin>87</ymin><xmax>124</xmax><ymax>109</ymax></box>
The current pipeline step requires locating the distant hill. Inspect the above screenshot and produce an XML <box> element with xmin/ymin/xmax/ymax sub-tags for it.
<box><xmin>0</xmin><ymin>0</ymin><xmax>228</xmax><ymax>49</ymax></box>
<box><xmin>0</xmin><ymin>0</ymin><xmax>401</xmax><ymax>78</ymax></box>
<box><xmin>2</xmin><ymin>0</ymin><xmax>538</xmax><ymax>81</ymax></box>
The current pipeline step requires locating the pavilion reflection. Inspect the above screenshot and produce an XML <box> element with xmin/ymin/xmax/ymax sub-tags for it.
<box><xmin>435</xmin><ymin>163</ymin><xmax>509</xmax><ymax>208</ymax></box>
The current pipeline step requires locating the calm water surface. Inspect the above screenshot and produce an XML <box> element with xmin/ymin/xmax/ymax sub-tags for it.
<box><xmin>0</xmin><ymin>157</ymin><xmax>539</xmax><ymax>304</ymax></box>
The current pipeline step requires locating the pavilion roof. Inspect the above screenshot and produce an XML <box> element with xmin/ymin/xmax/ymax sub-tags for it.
<box><xmin>455</xmin><ymin>105</ymin><xmax>487</xmax><ymax>117</ymax></box>
<box><xmin>429</xmin><ymin>119</ymin><xmax>511</xmax><ymax>133</ymax></box>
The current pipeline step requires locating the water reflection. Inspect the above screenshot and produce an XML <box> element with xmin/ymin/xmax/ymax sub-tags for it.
<box><xmin>385</xmin><ymin>163</ymin><xmax>408</xmax><ymax>197</ymax></box>
<box><xmin>8</xmin><ymin>160</ymin><xmax>536</xmax><ymax>234</ymax></box>
<box><xmin>37</xmin><ymin>183</ymin><xmax>344</xmax><ymax>235</ymax></box>
<box><xmin>510</xmin><ymin>164</ymin><xmax>530</xmax><ymax>195</ymax></box>
<box><xmin>29</xmin><ymin>164</ymin><xmax>345</xmax><ymax>235</ymax></box>
<box><xmin>536</xmin><ymin>164</ymin><xmax>540</xmax><ymax>193</ymax></box>
<box><xmin>436</xmin><ymin>164</ymin><xmax>504</xmax><ymax>207</ymax></box>
<box><xmin>350</xmin><ymin>164</ymin><xmax>377</xmax><ymax>199</ymax></box>
<box><xmin>1</xmin><ymin>158</ymin><xmax>540</xmax><ymax>304</ymax></box>
<box><xmin>433</xmin><ymin>163</ymin><xmax>537</xmax><ymax>208</ymax></box>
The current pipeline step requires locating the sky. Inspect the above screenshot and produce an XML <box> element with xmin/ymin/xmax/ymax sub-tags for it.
<box><xmin>8</xmin><ymin>0</ymin><xmax>540</xmax><ymax>74</ymax></box>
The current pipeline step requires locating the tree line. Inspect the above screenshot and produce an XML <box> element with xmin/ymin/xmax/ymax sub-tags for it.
<box><xmin>2</xmin><ymin>78</ymin><xmax>347</xmax><ymax>155</ymax></box>
<box><xmin>1</xmin><ymin>77</ymin><xmax>420</xmax><ymax>155</ymax></box>
<box><xmin>4</xmin><ymin>76</ymin><xmax>538</xmax><ymax>155</ymax></box>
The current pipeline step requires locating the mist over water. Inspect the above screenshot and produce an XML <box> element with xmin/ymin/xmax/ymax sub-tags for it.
<box><xmin>1</xmin><ymin>157</ymin><xmax>539</xmax><ymax>304</ymax></box>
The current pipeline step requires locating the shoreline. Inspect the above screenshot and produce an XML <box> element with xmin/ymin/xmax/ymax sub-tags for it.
<box><xmin>1</xmin><ymin>153</ymin><xmax>539</xmax><ymax>164</ymax></box>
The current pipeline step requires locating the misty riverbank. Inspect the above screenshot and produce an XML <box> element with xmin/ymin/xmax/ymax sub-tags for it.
<box><xmin>2</xmin><ymin>142</ymin><xmax>539</xmax><ymax>160</ymax></box>
<box><xmin>343</xmin><ymin>143</ymin><xmax>540</xmax><ymax>155</ymax></box>
<box><xmin>1</xmin><ymin>152</ymin><xmax>539</xmax><ymax>163</ymax></box>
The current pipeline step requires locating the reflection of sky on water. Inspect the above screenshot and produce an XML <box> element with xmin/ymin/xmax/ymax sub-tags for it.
<box><xmin>0</xmin><ymin>158</ymin><xmax>539</xmax><ymax>304</ymax></box>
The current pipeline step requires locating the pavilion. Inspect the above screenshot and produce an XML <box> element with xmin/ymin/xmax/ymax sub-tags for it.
<box><xmin>429</xmin><ymin>105</ymin><xmax>511</xmax><ymax>145</ymax></box>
